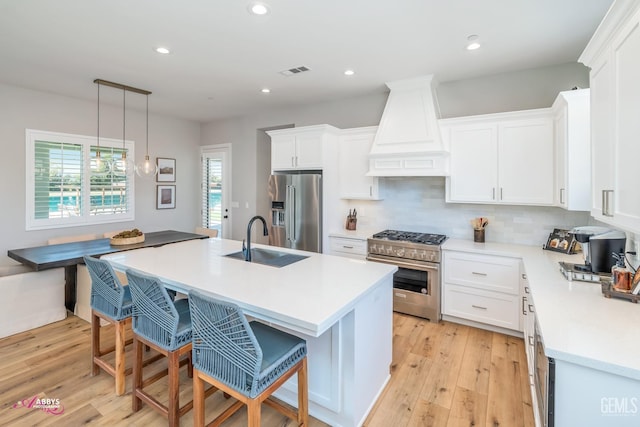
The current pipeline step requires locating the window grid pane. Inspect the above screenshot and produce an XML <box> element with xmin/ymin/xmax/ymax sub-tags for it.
<box><xmin>89</xmin><ymin>146</ymin><xmax>129</xmax><ymax>216</ymax></box>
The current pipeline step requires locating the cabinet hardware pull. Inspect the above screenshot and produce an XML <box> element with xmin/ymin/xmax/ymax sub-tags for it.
<box><xmin>602</xmin><ymin>189</ymin><xmax>614</xmax><ymax>217</ymax></box>
<box><xmin>528</xmin><ymin>336</ymin><xmax>534</xmax><ymax>346</ymax></box>
<box><xmin>528</xmin><ymin>304</ymin><xmax>534</xmax><ymax>313</ymax></box>
<box><xmin>560</xmin><ymin>188</ymin><xmax>565</xmax><ymax>204</ymax></box>
<box><xmin>295</xmin><ymin>156</ymin><xmax>298</xmax><ymax>167</ymax></box>
<box><xmin>522</xmin><ymin>273</ymin><xmax>527</xmax><ymax>280</ymax></box>
<box><xmin>395</xmin><ymin>293</ymin><xmax>407</xmax><ymax>298</ymax></box>
<box><xmin>471</xmin><ymin>304</ymin><xmax>488</xmax><ymax>310</ymax></box>
<box><xmin>492</xmin><ymin>188</ymin><xmax>495</xmax><ymax>200</ymax></box>
<box><xmin>471</xmin><ymin>272</ymin><xmax>487</xmax><ymax>276</ymax></box>
<box><xmin>525</xmin><ymin>286</ymin><xmax>530</xmax><ymax>294</ymax></box>
<box><xmin>291</xmin><ymin>156</ymin><xmax>295</xmax><ymax>167</ymax></box>
<box><xmin>370</xmin><ymin>186</ymin><xmax>372</xmax><ymax>197</ymax></box>
<box><xmin>342</xmin><ymin>245</ymin><xmax>354</xmax><ymax>249</ymax></box>
<box><xmin>522</xmin><ymin>296</ymin><xmax>527</xmax><ymax>315</ymax></box>
<box><xmin>500</xmin><ymin>187</ymin><xmax>503</xmax><ymax>200</ymax></box>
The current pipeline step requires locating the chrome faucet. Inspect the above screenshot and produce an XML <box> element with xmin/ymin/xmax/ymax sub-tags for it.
<box><xmin>243</xmin><ymin>215</ymin><xmax>269</xmax><ymax>261</ymax></box>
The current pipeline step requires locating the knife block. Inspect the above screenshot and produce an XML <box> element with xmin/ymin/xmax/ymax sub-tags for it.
<box><xmin>346</xmin><ymin>217</ymin><xmax>357</xmax><ymax>231</ymax></box>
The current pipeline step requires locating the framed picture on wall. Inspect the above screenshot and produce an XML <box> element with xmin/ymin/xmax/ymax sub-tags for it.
<box><xmin>156</xmin><ymin>185</ymin><xmax>176</xmax><ymax>209</ymax></box>
<box><xmin>156</xmin><ymin>157</ymin><xmax>176</xmax><ymax>182</ymax></box>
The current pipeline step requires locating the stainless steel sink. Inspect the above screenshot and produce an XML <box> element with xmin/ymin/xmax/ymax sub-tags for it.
<box><xmin>224</xmin><ymin>248</ymin><xmax>308</xmax><ymax>268</ymax></box>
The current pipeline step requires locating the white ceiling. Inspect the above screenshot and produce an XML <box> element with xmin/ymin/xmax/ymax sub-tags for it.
<box><xmin>0</xmin><ymin>0</ymin><xmax>613</xmax><ymax>123</ymax></box>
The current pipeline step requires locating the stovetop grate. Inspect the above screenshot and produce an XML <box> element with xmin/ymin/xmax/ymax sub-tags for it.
<box><xmin>371</xmin><ymin>229</ymin><xmax>447</xmax><ymax>245</ymax></box>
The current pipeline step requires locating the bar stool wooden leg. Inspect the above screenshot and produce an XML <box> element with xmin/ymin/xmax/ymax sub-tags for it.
<box><xmin>132</xmin><ymin>336</ymin><xmax>143</xmax><ymax>412</ymax></box>
<box><xmin>168</xmin><ymin>350</ymin><xmax>180</xmax><ymax>427</ymax></box>
<box><xmin>248</xmin><ymin>399</ymin><xmax>261</xmax><ymax>427</ymax></box>
<box><xmin>298</xmin><ymin>358</ymin><xmax>309</xmax><ymax>427</ymax></box>
<box><xmin>193</xmin><ymin>371</ymin><xmax>205</xmax><ymax>427</ymax></box>
<box><xmin>114</xmin><ymin>319</ymin><xmax>127</xmax><ymax>395</ymax></box>
<box><xmin>90</xmin><ymin>312</ymin><xmax>100</xmax><ymax>376</ymax></box>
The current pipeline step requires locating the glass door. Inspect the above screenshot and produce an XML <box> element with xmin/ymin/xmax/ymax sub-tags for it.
<box><xmin>201</xmin><ymin>144</ymin><xmax>231</xmax><ymax>239</ymax></box>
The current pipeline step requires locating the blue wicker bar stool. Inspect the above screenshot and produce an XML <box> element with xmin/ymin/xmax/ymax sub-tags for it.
<box><xmin>84</xmin><ymin>255</ymin><xmax>133</xmax><ymax>396</ymax></box>
<box><xmin>126</xmin><ymin>269</ymin><xmax>195</xmax><ymax>427</ymax></box>
<box><xmin>188</xmin><ymin>290</ymin><xmax>309</xmax><ymax>427</ymax></box>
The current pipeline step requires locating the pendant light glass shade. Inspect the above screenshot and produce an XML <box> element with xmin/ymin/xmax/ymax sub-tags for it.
<box><xmin>92</xmin><ymin>82</ymin><xmax>112</xmax><ymax>175</ymax></box>
<box><xmin>112</xmin><ymin>87</ymin><xmax>133</xmax><ymax>176</ymax></box>
<box><xmin>135</xmin><ymin>94</ymin><xmax>158</xmax><ymax>178</ymax></box>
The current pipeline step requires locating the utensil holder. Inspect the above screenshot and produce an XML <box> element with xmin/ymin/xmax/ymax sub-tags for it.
<box><xmin>346</xmin><ymin>218</ymin><xmax>357</xmax><ymax>231</ymax></box>
<box><xmin>473</xmin><ymin>229</ymin><xmax>485</xmax><ymax>243</ymax></box>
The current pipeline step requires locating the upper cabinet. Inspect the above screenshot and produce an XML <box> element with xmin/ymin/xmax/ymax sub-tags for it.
<box><xmin>441</xmin><ymin>109</ymin><xmax>554</xmax><ymax>206</ymax></box>
<box><xmin>580</xmin><ymin>1</ymin><xmax>640</xmax><ymax>233</ymax></box>
<box><xmin>552</xmin><ymin>89</ymin><xmax>591</xmax><ymax>211</ymax></box>
<box><xmin>268</xmin><ymin>125</ymin><xmax>340</xmax><ymax>171</ymax></box>
<box><xmin>338</xmin><ymin>127</ymin><xmax>382</xmax><ymax>200</ymax></box>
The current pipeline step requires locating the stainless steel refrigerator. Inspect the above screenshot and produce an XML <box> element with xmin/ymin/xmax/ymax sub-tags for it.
<box><xmin>268</xmin><ymin>173</ymin><xmax>322</xmax><ymax>253</ymax></box>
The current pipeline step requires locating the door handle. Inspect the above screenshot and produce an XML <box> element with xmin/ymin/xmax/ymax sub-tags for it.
<box><xmin>223</xmin><ymin>215</ymin><xmax>228</xmax><ymax>219</ymax></box>
<box><xmin>290</xmin><ymin>185</ymin><xmax>296</xmax><ymax>241</ymax></box>
<box><xmin>500</xmin><ymin>187</ymin><xmax>503</xmax><ymax>200</ymax></box>
<box><xmin>471</xmin><ymin>305</ymin><xmax>488</xmax><ymax>310</ymax></box>
<box><xmin>560</xmin><ymin>188</ymin><xmax>565</xmax><ymax>204</ymax></box>
<box><xmin>492</xmin><ymin>187</ymin><xmax>495</xmax><ymax>200</ymax></box>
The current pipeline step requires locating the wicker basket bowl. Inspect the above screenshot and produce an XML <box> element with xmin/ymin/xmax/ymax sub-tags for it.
<box><xmin>109</xmin><ymin>234</ymin><xmax>145</xmax><ymax>246</ymax></box>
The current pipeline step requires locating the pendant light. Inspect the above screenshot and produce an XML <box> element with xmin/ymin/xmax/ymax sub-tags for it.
<box><xmin>112</xmin><ymin>87</ymin><xmax>133</xmax><ymax>175</ymax></box>
<box><xmin>134</xmin><ymin>93</ymin><xmax>158</xmax><ymax>178</ymax></box>
<box><xmin>93</xmin><ymin>79</ymin><xmax>154</xmax><ymax>178</ymax></box>
<box><xmin>91</xmin><ymin>81</ymin><xmax>112</xmax><ymax>175</ymax></box>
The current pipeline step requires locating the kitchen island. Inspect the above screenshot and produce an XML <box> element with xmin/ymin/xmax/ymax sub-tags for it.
<box><xmin>102</xmin><ymin>238</ymin><xmax>397</xmax><ymax>427</ymax></box>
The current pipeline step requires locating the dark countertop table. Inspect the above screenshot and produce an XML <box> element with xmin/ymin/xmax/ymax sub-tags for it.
<box><xmin>7</xmin><ymin>230</ymin><xmax>208</xmax><ymax>311</ymax></box>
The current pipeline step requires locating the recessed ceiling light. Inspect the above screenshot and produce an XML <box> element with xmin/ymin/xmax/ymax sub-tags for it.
<box><xmin>155</xmin><ymin>47</ymin><xmax>170</xmax><ymax>54</ymax></box>
<box><xmin>466</xmin><ymin>34</ymin><xmax>480</xmax><ymax>50</ymax></box>
<box><xmin>261</xmin><ymin>88</ymin><xmax>271</xmax><ymax>93</ymax></box>
<box><xmin>344</xmin><ymin>69</ymin><xmax>355</xmax><ymax>76</ymax></box>
<box><xmin>249</xmin><ymin>2</ymin><xmax>269</xmax><ymax>15</ymax></box>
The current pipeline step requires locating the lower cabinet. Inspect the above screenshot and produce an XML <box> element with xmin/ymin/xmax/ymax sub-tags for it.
<box><xmin>328</xmin><ymin>235</ymin><xmax>367</xmax><ymax>260</ymax></box>
<box><xmin>442</xmin><ymin>249</ymin><xmax>522</xmax><ymax>333</ymax></box>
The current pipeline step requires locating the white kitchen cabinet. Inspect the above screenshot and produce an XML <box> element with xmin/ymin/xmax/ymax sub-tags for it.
<box><xmin>268</xmin><ymin>125</ymin><xmax>339</xmax><ymax>171</ymax></box>
<box><xmin>338</xmin><ymin>127</ymin><xmax>381</xmax><ymax>200</ymax></box>
<box><xmin>442</xmin><ymin>250</ymin><xmax>521</xmax><ymax>332</ymax></box>
<box><xmin>552</xmin><ymin>89</ymin><xmax>591</xmax><ymax>211</ymax></box>
<box><xmin>580</xmin><ymin>2</ymin><xmax>640</xmax><ymax>233</ymax></box>
<box><xmin>441</xmin><ymin>109</ymin><xmax>554</xmax><ymax>206</ymax></box>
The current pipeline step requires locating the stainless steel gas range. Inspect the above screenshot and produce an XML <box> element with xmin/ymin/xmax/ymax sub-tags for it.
<box><xmin>367</xmin><ymin>230</ymin><xmax>447</xmax><ymax>322</ymax></box>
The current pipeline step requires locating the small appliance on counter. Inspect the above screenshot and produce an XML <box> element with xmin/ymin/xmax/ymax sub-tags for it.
<box><xmin>558</xmin><ymin>226</ymin><xmax>626</xmax><ymax>283</ymax></box>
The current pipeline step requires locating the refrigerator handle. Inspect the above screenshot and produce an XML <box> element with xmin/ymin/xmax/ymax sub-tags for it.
<box><xmin>284</xmin><ymin>185</ymin><xmax>292</xmax><ymax>242</ymax></box>
<box><xmin>290</xmin><ymin>185</ymin><xmax>296</xmax><ymax>241</ymax></box>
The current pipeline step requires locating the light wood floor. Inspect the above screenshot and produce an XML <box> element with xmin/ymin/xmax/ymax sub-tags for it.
<box><xmin>0</xmin><ymin>313</ymin><xmax>533</xmax><ymax>426</ymax></box>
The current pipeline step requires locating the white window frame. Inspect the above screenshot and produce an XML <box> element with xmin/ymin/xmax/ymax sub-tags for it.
<box><xmin>25</xmin><ymin>129</ymin><xmax>136</xmax><ymax>230</ymax></box>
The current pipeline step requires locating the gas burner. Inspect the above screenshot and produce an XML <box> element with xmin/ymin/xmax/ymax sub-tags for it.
<box><xmin>372</xmin><ymin>230</ymin><xmax>447</xmax><ymax>246</ymax></box>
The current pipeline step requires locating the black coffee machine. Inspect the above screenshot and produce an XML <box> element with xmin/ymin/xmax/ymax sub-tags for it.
<box><xmin>570</xmin><ymin>226</ymin><xmax>627</xmax><ymax>273</ymax></box>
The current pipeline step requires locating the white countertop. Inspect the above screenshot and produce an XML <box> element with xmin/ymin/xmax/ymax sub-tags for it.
<box><xmin>102</xmin><ymin>238</ymin><xmax>396</xmax><ymax>337</ymax></box>
<box><xmin>443</xmin><ymin>238</ymin><xmax>640</xmax><ymax>380</ymax></box>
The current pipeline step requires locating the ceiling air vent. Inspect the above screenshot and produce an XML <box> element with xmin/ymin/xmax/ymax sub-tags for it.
<box><xmin>279</xmin><ymin>66</ymin><xmax>311</xmax><ymax>76</ymax></box>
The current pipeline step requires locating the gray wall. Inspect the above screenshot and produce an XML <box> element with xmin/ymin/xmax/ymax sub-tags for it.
<box><xmin>201</xmin><ymin>62</ymin><xmax>591</xmax><ymax>243</ymax></box>
<box><xmin>0</xmin><ymin>83</ymin><xmax>201</xmax><ymax>267</ymax></box>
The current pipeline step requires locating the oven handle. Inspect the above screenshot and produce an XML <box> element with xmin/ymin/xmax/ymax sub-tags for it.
<box><xmin>366</xmin><ymin>255</ymin><xmax>439</xmax><ymax>272</ymax></box>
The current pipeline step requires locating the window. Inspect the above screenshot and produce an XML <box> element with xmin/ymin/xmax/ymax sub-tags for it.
<box><xmin>26</xmin><ymin>129</ymin><xmax>135</xmax><ymax>230</ymax></box>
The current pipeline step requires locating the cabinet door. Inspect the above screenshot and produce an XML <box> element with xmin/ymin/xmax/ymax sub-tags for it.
<box><xmin>339</xmin><ymin>130</ymin><xmax>380</xmax><ymax>200</ymax></box>
<box><xmin>295</xmin><ymin>132</ymin><xmax>324</xmax><ymax>169</ymax></box>
<box><xmin>554</xmin><ymin>107</ymin><xmax>568</xmax><ymax>208</ymax></box>
<box><xmin>498</xmin><ymin>118</ymin><xmax>554</xmax><ymax>205</ymax></box>
<box><xmin>612</xmin><ymin>13</ymin><xmax>640</xmax><ymax>231</ymax></box>
<box><xmin>590</xmin><ymin>54</ymin><xmax>616</xmax><ymax>221</ymax></box>
<box><xmin>447</xmin><ymin>123</ymin><xmax>498</xmax><ymax>203</ymax></box>
<box><xmin>271</xmin><ymin>134</ymin><xmax>296</xmax><ymax>170</ymax></box>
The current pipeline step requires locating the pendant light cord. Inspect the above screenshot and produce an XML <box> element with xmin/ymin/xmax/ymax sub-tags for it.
<box><xmin>96</xmin><ymin>82</ymin><xmax>100</xmax><ymax>155</ymax></box>
<box><xmin>146</xmin><ymin>94</ymin><xmax>149</xmax><ymax>157</ymax></box>
<box><xmin>122</xmin><ymin>88</ymin><xmax>126</xmax><ymax>158</ymax></box>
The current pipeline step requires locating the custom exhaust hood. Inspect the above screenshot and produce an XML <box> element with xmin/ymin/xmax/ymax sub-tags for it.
<box><xmin>367</xmin><ymin>75</ymin><xmax>449</xmax><ymax>176</ymax></box>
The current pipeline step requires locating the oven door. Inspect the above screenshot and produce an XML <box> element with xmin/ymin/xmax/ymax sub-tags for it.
<box><xmin>367</xmin><ymin>254</ymin><xmax>441</xmax><ymax>322</ymax></box>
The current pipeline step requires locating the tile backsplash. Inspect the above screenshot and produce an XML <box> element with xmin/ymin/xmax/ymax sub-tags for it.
<box><xmin>347</xmin><ymin>177</ymin><xmax>591</xmax><ymax>247</ymax></box>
